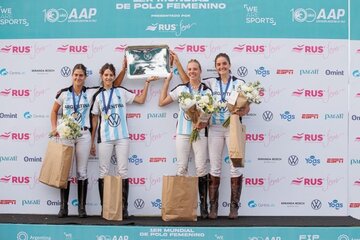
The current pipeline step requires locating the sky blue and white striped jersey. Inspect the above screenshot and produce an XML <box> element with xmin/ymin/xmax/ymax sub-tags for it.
<box><xmin>55</xmin><ymin>85</ymin><xmax>99</xmax><ymax>129</ymax></box>
<box><xmin>203</xmin><ymin>76</ymin><xmax>245</xmax><ymax>125</ymax></box>
<box><xmin>91</xmin><ymin>86</ymin><xmax>135</xmax><ymax>143</ymax></box>
<box><xmin>169</xmin><ymin>82</ymin><xmax>212</xmax><ymax>135</ymax></box>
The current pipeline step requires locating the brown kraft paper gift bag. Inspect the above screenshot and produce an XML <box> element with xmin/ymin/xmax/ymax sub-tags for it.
<box><xmin>103</xmin><ymin>175</ymin><xmax>123</xmax><ymax>221</ymax></box>
<box><xmin>39</xmin><ymin>139</ymin><xmax>74</xmax><ymax>189</ymax></box>
<box><xmin>229</xmin><ymin>114</ymin><xmax>246</xmax><ymax>168</ymax></box>
<box><xmin>161</xmin><ymin>176</ymin><xmax>198</xmax><ymax>221</ymax></box>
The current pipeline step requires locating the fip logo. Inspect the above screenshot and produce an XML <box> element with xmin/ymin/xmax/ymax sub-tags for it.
<box><xmin>298</xmin><ymin>235</ymin><xmax>320</xmax><ymax>240</ymax></box>
<box><xmin>0</xmin><ymin>45</ymin><xmax>31</xmax><ymax>54</ymax></box>
<box><xmin>292</xmin><ymin>45</ymin><xmax>324</xmax><ymax>54</ymax></box>
<box><xmin>291</xmin><ymin>8</ymin><xmax>346</xmax><ymax>24</ymax></box>
<box><xmin>43</xmin><ymin>8</ymin><xmax>97</xmax><ymax>23</ymax></box>
<box><xmin>233</xmin><ymin>44</ymin><xmax>265</xmax><ymax>53</ymax></box>
<box><xmin>57</xmin><ymin>45</ymin><xmax>88</xmax><ymax>54</ymax></box>
<box><xmin>173</xmin><ymin>44</ymin><xmax>206</xmax><ymax>53</ymax></box>
<box><xmin>114</xmin><ymin>44</ymin><xmax>127</xmax><ymax>53</ymax></box>
<box><xmin>0</xmin><ymin>132</ymin><xmax>31</xmax><ymax>141</ymax></box>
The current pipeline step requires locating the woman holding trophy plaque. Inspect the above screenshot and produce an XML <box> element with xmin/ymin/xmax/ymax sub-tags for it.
<box><xmin>90</xmin><ymin>63</ymin><xmax>159</xmax><ymax>219</ymax></box>
<box><xmin>50</xmin><ymin>63</ymin><xmax>126</xmax><ymax>218</ymax></box>
<box><xmin>159</xmin><ymin>58</ymin><xmax>213</xmax><ymax>219</ymax></box>
<box><xmin>175</xmin><ymin>53</ymin><xmax>250</xmax><ymax>219</ymax></box>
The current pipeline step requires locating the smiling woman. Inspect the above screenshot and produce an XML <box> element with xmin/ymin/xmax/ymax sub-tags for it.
<box><xmin>90</xmin><ymin>62</ymin><xmax>160</xmax><ymax>219</ymax></box>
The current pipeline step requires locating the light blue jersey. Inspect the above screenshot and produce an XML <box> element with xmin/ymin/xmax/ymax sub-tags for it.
<box><xmin>92</xmin><ymin>86</ymin><xmax>135</xmax><ymax>142</ymax></box>
<box><xmin>203</xmin><ymin>76</ymin><xmax>245</xmax><ymax>125</ymax></box>
<box><xmin>55</xmin><ymin>86</ymin><xmax>99</xmax><ymax>129</ymax></box>
<box><xmin>169</xmin><ymin>82</ymin><xmax>212</xmax><ymax>135</ymax></box>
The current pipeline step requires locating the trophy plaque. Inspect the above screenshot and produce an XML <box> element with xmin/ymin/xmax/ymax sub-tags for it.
<box><xmin>125</xmin><ymin>45</ymin><xmax>171</xmax><ymax>79</ymax></box>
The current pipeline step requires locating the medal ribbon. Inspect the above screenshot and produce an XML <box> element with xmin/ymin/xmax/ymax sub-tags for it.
<box><xmin>72</xmin><ymin>87</ymin><xmax>82</xmax><ymax>114</ymax></box>
<box><xmin>188</xmin><ymin>83</ymin><xmax>203</xmax><ymax>95</ymax></box>
<box><xmin>219</xmin><ymin>77</ymin><xmax>231</xmax><ymax>102</ymax></box>
<box><xmin>101</xmin><ymin>88</ymin><xmax>114</xmax><ymax>119</ymax></box>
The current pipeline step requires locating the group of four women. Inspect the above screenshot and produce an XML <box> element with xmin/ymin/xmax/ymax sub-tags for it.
<box><xmin>50</xmin><ymin>52</ymin><xmax>249</xmax><ymax>220</ymax></box>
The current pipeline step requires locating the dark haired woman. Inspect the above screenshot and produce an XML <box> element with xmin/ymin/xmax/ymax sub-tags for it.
<box><xmin>50</xmin><ymin>63</ymin><xmax>125</xmax><ymax>218</ymax></box>
<box><xmin>175</xmin><ymin>53</ymin><xmax>250</xmax><ymax>219</ymax></box>
<box><xmin>90</xmin><ymin>63</ymin><xmax>159</xmax><ymax>218</ymax></box>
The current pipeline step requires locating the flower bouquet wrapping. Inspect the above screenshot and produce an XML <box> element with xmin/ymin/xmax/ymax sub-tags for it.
<box><xmin>179</xmin><ymin>92</ymin><xmax>218</xmax><ymax>143</ymax></box>
<box><xmin>222</xmin><ymin>81</ymin><xmax>263</xmax><ymax>128</ymax></box>
<box><xmin>225</xmin><ymin>81</ymin><xmax>263</xmax><ymax>168</ymax></box>
<box><xmin>39</xmin><ymin>115</ymin><xmax>81</xmax><ymax>189</ymax></box>
<box><xmin>55</xmin><ymin>115</ymin><xmax>82</xmax><ymax>141</ymax></box>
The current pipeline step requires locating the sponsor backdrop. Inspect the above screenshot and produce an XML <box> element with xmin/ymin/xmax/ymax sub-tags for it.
<box><xmin>0</xmin><ymin>0</ymin><xmax>358</xmax><ymax>220</ymax></box>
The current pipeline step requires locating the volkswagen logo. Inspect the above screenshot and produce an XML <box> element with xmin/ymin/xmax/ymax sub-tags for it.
<box><xmin>288</xmin><ymin>155</ymin><xmax>299</xmax><ymax>166</ymax></box>
<box><xmin>134</xmin><ymin>198</ymin><xmax>145</xmax><ymax>209</ymax></box>
<box><xmin>262</xmin><ymin>111</ymin><xmax>273</xmax><ymax>121</ymax></box>
<box><xmin>60</xmin><ymin>66</ymin><xmax>71</xmax><ymax>77</ymax></box>
<box><xmin>107</xmin><ymin>113</ymin><xmax>121</xmax><ymax>127</ymax></box>
<box><xmin>237</xmin><ymin>66</ymin><xmax>248</xmax><ymax>77</ymax></box>
<box><xmin>311</xmin><ymin>199</ymin><xmax>322</xmax><ymax>210</ymax></box>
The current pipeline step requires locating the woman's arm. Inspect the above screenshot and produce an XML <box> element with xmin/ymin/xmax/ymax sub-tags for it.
<box><xmin>50</xmin><ymin>102</ymin><xmax>61</xmax><ymax>135</ymax></box>
<box><xmin>133</xmin><ymin>76</ymin><xmax>160</xmax><ymax>104</ymax></box>
<box><xmin>90</xmin><ymin>114</ymin><xmax>98</xmax><ymax>156</ymax></box>
<box><xmin>170</xmin><ymin>50</ymin><xmax>189</xmax><ymax>84</ymax></box>
<box><xmin>113</xmin><ymin>57</ymin><xmax>127</xmax><ymax>87</ymax></box>
<box><xmin>158</xmin><ymin>73</ymin><xmax>174</xmax><ymax>107</ymax></box>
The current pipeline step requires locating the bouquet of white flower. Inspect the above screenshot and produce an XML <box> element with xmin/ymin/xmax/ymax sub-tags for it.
<box><xmin>54</xmin><ymin>115</ymin><xmax>82</xmax><ymax>140</ymax></box>
<box><xmin>179</xmin><ymin>92</ymin><xmax>218</xmax><ymax>142</ymax></box>
<box><xmin>223</xmin><ymin>81</ymin><xmax>263</xmax><ymax>127</ymax></box>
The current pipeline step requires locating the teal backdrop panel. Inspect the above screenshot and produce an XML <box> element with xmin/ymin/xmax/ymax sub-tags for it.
<box><xmin>350</xmin><ymin>0</ymin><xmax>360</xmax><ymax>40</ymax></box>
<box><xmin>0</xmin><ymin>0</ymin><xmax>348</xmax><ymax>39</ymax></box>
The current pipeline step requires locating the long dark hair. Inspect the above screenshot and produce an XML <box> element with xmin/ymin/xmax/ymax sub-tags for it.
<box><xmin>214</xmin><ymin>53</ymin><xmax>231</xmax><ymax>76</ymax></box>
<box><xmin>99</xmin><ymin>63</ymin><xmax>116</xmax><ymax>86</ymax></box>
<box><xmin>72</xmin><ymin>63</ymin><xmax>87</xmax><ymax>77</ymax></box>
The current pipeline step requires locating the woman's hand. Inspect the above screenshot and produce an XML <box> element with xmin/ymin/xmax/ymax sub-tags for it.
<box><xmin>146</xmin><ymin>76</ymin><xmax>160</xmax><ymax>83</ymax></box>
<box><xmin>49</xmin><ymin>129</ymin><xmax>59</xmax><ymax>137</ymax></box>
<box><xmin>170</xmin><ymin>50</ymin><xmax>179</xmax><ymax>66</ymax></box>
<box><xmin>195</xmin><ymin>121</ymin><xmax>208</xmax><ymax>130</ymax></box>
<box><xmin>90</xmin><ymin>143</ymin><xmax>96</xmax><ymax>156</ymax></box>
<box><xmin>235</xmin><ymin>103</ymin><xmax>250</xmax><ymax>117</ymax></box>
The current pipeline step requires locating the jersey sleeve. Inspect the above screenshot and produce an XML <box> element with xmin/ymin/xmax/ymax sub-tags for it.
<box><xmin>124</xmin><ymin>89</ymin><xmax>136</xmax><ymax>104</ymax></box>
<box><xmin>55</xmin><ymin>91</ymin><xmax>64</xmax><ymax>106</ymax></box>
<box><xmin>91</xmin><ymin>95</ymin><xmax>100</xmax><ymax>115</ymax></box>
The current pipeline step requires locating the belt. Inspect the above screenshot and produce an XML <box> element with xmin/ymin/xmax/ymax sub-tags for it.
<box><xmin>81</xmin><ymin>126</ymin><xmax>89</xmax><ymax>131</ymax></box>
